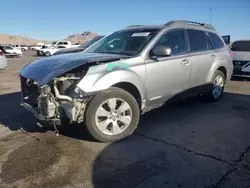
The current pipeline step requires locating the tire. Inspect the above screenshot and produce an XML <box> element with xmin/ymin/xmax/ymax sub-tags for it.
<box><xmin>45</xmin><ymin>51</ymin><xmax>51</xmax><ymax>56</ymax></box>
<box><xmin>21</xmin><ymin>48</ymin><xmax>25</xmax><ymax>52</ymax></box>
<box><xmin>85</xmin><ymin>87</ymin><xmax>140</xmax><ymax>142</ymax></box>
<box><xmin>205</xmin><ymin>70</ymin><xmax>225</xmax><ymax>102</ymax></box>
<box><xmin>32</xmin><ymin>48</ymin><xmax>35</xmax><ymax>51</ymax></box>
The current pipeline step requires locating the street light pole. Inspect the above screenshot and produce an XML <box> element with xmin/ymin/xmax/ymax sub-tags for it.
<box><xmin>209</xmin><ymin>8</ymin><xmax>212</xmax><ymax>24</ymax></box>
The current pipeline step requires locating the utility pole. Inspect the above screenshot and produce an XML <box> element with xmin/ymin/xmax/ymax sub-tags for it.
<box><xmin>209</xmin><ymin>8</ymin><xmax>212</xmax><ymax>24</ymax></box>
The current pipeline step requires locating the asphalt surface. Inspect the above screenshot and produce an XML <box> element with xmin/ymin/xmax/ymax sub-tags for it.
<box><xmin>0</xmin><ymin>51</ymin><xmax>249</xmax><ymax>188</ymax></box>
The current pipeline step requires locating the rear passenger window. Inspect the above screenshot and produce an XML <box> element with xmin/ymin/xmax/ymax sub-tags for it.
<box><xmin>208</xmin><ymin>32</ymin><xmax>225</xmax><ymax>49</ymax></box>
<box><xmin>187</xmin><ymin>29</ymin><xmax>208</xmax><ymax>52</ymax></box>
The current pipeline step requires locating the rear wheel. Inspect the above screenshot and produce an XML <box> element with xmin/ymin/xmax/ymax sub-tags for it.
<box><xmin>205</xmin><ymin>70</ymin><xmax>225</xmax><ymax>102</ymax></box>
<box><xmin>21</xmin><ymin>48</ymin><xmax>25</xmax><ymax>52</ymax></box>
<box><xmin>85</xmin><ymin>87</ymin><xmax>140</xmax><ymax>142</ymax></box>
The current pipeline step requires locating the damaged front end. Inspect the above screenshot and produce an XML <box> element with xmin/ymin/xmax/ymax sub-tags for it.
<box><xmin>20</xmin><ymin>71</ymin><xmax>91</xmax><ymax>126</ymax></box>
<box><xmin>19</xmin><ymin>52</ymin><xmax>130</xmax><ymax>128</ymax></box>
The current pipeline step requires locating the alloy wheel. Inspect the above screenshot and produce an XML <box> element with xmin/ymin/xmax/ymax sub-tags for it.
<box><xmin>212</xmin><ymin>75</ymin><xmax>224</xmax><ymax>98</ymax></box>
<box><xmin>95</xmin><ymin>98</ymin><xmax>132</xmax><ymax>136</ymax></box>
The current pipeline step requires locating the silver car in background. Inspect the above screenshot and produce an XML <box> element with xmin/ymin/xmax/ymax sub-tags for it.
<box><xmin>19</xmin><ymin>20</ymin><xmax>233</xmax><ymax>142</ymax></box>
<box><xmin>0</xmin><ymin>49</ymin><xmax>7</xmax><ymax>69</ymax></box>
<box><xmin>231</xmin><ymin>40</ymin><xmax>250</xmax><ymax>78</ymax></box>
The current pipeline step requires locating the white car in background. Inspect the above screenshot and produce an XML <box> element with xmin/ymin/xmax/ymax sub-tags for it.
<box><xmin>31</xmin><ymin>45</ymin><xmax>43</xmax><ymax>51</ymax></box>
<box><xmin>0</xmin><ymin>50</ymin><xmax>8</xmax><ymax>69</ymax></box>
<box><xmin>37</xmin><ymin>45</ymin><xmax>66</xmax><ymax>56</ymax></box>
<box><xmin>3</xmin><ymin>46</ymin><xmax>23</xmax><ymax>57</ymax></box>
<box><xmin>12</xmin><ymin>45</ymin><xmax>28</xmax><ymax>51</ymax></box>
<box><xmin>231</xmin><ymin>40</ymin><xmax>250</xmax><ymax>78</ymax></box>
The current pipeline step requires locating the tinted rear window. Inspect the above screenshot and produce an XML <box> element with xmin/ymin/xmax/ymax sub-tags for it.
<box><xmin>231</xmin><ymin>41</ymin><xmax>250</xmax><ymax>52</ymax></box>
<box><xmin>187</xmin><ymin>29</ymin><xmax>210</xmax><ymax>52</ymax></box>
<box><xmin>208</xmin><ymin>32</ymin><xmax>225</xmax><ymax>49</ymax></box>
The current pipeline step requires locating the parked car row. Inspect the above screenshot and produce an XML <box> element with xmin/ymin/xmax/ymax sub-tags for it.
<box><xmin>35</xmin><ymin>37</ymin><xmax>105</xmax><ymax>56</ymax></box>
<box><xmin>53</xmin><ymin>35</ymin><xmax>104</xmax><ymax>55</ymax></box>
<box><xmin>0</xmin><ymin>45</ymin><xmax>23</xmax><ymax>58</ymax></box>
<box><xmin>0</xmin><ymin>48</ymin><xmax>8</xmax><ymax>69</ymax></box>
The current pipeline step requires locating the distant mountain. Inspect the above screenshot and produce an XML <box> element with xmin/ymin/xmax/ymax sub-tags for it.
<box><xmin>0</xmin><ymin>33</ymin><xmax>50</xmax><ymax>45</ymax></box>
<box><xmin>0</xmin><ymin>31</ymin><xmax>99</xmax><ymax>45</ymax></box>
<box><xmin>64</xmin><ymin>31</ymin><xmax>98</xmax><ymax>44</ymax></box>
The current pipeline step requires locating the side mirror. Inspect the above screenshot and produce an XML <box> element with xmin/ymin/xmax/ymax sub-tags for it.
<box><xmin>151</xmin><ymin>46</ymin><xmax>171</xmax><ymax>57</ymax></box>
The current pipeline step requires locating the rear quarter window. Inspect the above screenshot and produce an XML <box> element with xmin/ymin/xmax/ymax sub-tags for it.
<box><xmin>208</xmin><ymin>32</ymin><xmax>225</xmax><ymax>49</ymax></box>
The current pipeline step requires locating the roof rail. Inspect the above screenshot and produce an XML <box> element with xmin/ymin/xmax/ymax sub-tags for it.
<box><xmin>125</xmin><ymin>25</ymin><xmax>145</xmax><ymax>29</ymax></box>
<box><xmin>164</xmin><ymin>20</ymin><xmax>215</xmax><ymax>30</ymax></box>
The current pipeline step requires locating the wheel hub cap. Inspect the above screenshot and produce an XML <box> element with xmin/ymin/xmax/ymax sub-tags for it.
<box><xmin>95</xmin><ymin>98</ymin><xmax>132</xmax><ymax>136</ymax></box>
<box><xmin>212</xmin><ymin>75</ymin><xmax>224</xmax><ymax>98</ymax></box>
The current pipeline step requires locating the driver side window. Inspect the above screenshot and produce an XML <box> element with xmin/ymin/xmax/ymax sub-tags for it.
<box><xmin>154</xmin><ymin>29</ymin><xmax>186</xmax><ymax>56</ymax></box>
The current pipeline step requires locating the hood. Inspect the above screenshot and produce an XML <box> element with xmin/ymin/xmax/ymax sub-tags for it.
<box><xmin>54</xmin><ymin>47</ymin><xmax>86</xmax><ymax>55</ymax></box>
<box><xmin>20</xmin><ymin>52</ymin><xmax>127</xmax><ymax>87</ymax></box>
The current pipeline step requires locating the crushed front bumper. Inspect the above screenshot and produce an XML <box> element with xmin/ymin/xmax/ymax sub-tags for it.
<box><xmin>36</xmin><ymin>50</ymin><xmax>45</xmax><ymax>56</ymax></box>
<box><xmin>21</xmin><ymin>102</ymin><xmax>47</xmax><ymax>121</ymax></box>
<box><xmin>20</xmin><ymin>102</ymin><xmax>62</xmax><ymax>125</ymax></box>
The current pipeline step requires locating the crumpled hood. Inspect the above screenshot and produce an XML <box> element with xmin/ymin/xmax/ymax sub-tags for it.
<box><xmin>20</xmin><ymin>52</ymin><xmax>127</xmax><ymax>87</ymax></box>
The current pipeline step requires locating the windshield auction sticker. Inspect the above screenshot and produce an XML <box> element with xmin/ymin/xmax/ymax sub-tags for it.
<box><xmin>131</xmin><ymin>32</ymin><xmax>150</xmax><ymax>37</ymax></box>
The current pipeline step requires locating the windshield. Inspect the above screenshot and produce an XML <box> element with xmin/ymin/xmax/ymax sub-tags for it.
<box><xmin>84</xmin><ymin>29</ymin><xmax>160</xmax><ymax>55</ymax></box>
<box><xmin>231</xmin><ymin>41</ymin><xmax>250</xmax><ymax>52</ymax></box>
<box><xmin>80</xmin><ymin>36</ymin><xmax>104</xmax><ymax>48</ymax></box>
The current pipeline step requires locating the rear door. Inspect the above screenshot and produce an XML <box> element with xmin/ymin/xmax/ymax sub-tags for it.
<box><xmin>186</xmin><ymin>29</ymin><xmax>215</xmax><ymax>88</ymax></box>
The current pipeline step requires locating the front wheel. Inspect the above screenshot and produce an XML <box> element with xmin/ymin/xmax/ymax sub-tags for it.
<box><xmin>205</xmin><ymin>70</ymin><xmax>225</xmax><ymax>102</ymax></box>
<box><xmin>85</xmin><ymin>87</ymin><xmax>140</xmax><ymax>142</ymax></box>
<box><xmin>44</xmin><ymin>51</ymin><xmax>51</xmax><ymax>56</ymax></box>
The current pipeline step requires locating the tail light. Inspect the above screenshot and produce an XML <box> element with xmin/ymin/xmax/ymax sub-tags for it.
<box><xmin>0</xmin><ymin>51</ymin><xmax>3</xmax><ymax>56</ymax></box>
<box><xmin>229</xmin><ymin>49</ymin><xmax>233</xmax><ymax>57</ymax></box>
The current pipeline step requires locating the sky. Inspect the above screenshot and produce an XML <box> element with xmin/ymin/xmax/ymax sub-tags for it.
<box><xmin>0</xmin><ymin>0</ymin><xmax>249</xmax><ymax>41</ymax></box>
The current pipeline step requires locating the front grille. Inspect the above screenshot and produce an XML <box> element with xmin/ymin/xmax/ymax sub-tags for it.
<box><xmin>20</xmin><ymin>76</ymin><xmax>40</xmax><ymax>107</ymax></box>
<box><xmin>233</xmin><ymin>60</ymin><xmax>249</xmax><ymax>67</ymax></box>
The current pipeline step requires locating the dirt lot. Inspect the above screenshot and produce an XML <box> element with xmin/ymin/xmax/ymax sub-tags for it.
<box><xmin>0</xmin><ymin>51</ymin><xmax>250</xmax><ymax>188</ymax></box>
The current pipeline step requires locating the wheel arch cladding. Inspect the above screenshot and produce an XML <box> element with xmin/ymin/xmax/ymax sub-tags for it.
<box><xmin>217</xmin><ymin>66</ymin><xmax>227</xmax><ymax>79</ymax></box>
<box><xmin>112</xmin><ymin>82</ymin><xmax>142</xmax><ymax>109</ymax></box>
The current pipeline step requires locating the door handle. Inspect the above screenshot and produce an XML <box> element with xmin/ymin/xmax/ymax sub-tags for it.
<box><xmin>210</xmin><ymin>54</ymin><xmax>216</xmax><ymax>59</ymax></box>
<box><xmin>181</xmin><ymin>59</ymin><xmax>190</xmax><ymax>65</ymax></box>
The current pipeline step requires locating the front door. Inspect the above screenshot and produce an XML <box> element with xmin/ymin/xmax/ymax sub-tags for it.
<box><xmin>145</xmin><ymin>29</ymin><xmax>191</xmax><ymax>106</ymax></box>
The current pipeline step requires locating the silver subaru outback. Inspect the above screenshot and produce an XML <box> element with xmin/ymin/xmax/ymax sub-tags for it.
<box><xmin>19</xmin><ymin>20</ymin><xmax>233</xmax><ymax>142</ymax></box>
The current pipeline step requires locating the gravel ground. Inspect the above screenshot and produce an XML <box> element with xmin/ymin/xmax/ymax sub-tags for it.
<box><xmin>0</xmin><ymin>51</ymin><xmax>249</xmax><ymax>188</ymax></box>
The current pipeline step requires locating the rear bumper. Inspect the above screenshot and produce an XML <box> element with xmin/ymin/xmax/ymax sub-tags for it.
<box><xmin>232</xmin><ymin>74</ymin><xmax>250</xmax><ymax>78</ymax></box>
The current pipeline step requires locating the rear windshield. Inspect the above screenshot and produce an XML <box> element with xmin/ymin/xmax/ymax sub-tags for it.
<box><xmin>231</xmin><ymin>41</ymin><xmax>250</xmax><ymax>52</ymax></box>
